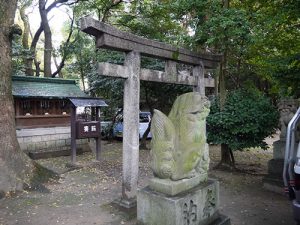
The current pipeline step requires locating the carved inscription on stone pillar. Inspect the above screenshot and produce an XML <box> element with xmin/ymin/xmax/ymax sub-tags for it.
<box><xmin>183</xmin><ymin>200</ymin><xmax>197</xmax><ymax>225</ymax></box>
<box><xmin>203</xmin><ymin>188</ymin><xmax>216</xmax><ymax>219</ymax></box>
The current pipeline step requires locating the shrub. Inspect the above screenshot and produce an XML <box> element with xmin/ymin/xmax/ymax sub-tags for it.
<box><xmin>207</xmin><ymin>89</ymin><xmax>279</xmax><ymax>151</ymax></box>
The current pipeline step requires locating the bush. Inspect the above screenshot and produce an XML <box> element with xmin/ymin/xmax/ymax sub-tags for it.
<box><xmin>207</xmin><ymin>89</ymin><xmax>279</xmax><ymax>151</ymax></box>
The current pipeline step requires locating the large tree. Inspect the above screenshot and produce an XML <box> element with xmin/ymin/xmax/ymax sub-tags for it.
<box><xmin>38</xmin><ymin>0</ymin><xmax>53</xmax><ymax>77</ymax></box>
<box><xmin>0</xmin><ymin>0</ymin><xmax>35</xmax><ymax>197</ymax></box>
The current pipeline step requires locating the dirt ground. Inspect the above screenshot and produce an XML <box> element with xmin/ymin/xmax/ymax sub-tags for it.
<box><xmin>0</xmin><ymin>138</ymin><xmax>297</xmax><ymax>225</ymax></box>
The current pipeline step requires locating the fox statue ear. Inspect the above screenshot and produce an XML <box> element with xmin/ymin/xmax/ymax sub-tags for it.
<box><xmin>150</xmin><ymin>109</ymin><xmax>176</xmax><ymax>179</ymax></box>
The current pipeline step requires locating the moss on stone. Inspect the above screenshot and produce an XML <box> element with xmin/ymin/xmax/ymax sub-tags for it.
<box><xmin>150</xmin><ymin>92</ymin><xmax>211</xmax><ymax>181</ymax></box>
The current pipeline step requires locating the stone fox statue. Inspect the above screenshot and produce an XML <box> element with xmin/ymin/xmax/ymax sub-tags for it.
<box><xmin>150</xmin><ymin>92</ymin><xmax>210</xmax><ymax>181</ymax></box>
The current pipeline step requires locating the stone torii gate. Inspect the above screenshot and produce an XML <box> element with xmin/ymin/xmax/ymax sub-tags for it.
<box><xmin>80</xmin><ymin>16</ymin><xmax>221</xmax><ymax>207</ymax></box>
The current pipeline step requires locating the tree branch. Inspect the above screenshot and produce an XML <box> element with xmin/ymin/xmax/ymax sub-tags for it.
<box><xmin>30</xmin><ymin>0</ymin><xmax>71</xmax><ymax>52</ymax></box>
<box><xmin>29</xmin><ymin>0</ymin><xmax>82</xmax><ymax>76</ymax></box>
<box><xmin>102</xmin><ymin>0</ymin><xmax>124</xmax><ymax>22</ymax></box>
<box><xmin>52</xmin><ymin>11</ymin><xmax>75</xmax><ymax>77</ymax></box>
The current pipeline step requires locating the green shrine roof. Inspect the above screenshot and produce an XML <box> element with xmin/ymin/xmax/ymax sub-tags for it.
<box><xmin>12</xmin><ymin>75</ymin><xmax>89</xmax><ymax>99</ymax></box>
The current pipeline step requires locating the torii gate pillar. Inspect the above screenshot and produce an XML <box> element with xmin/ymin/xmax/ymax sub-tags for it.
<box><xmin>121</xmin><ymin>51</ymin><xmax>141</xmax><ymax>205</ymax></box>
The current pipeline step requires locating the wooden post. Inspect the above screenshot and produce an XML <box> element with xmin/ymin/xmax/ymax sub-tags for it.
<box><xmin>70</xmin><ymin>105</ymin><xmax>77</xmax><ymax>163</ymax></box>
<box><xmin>95</xmin><ymin>107</ymin><xmax>101</xmax><ymax>161</ymax></box>
<box><xmin>121</xmin><ymin>51</ymin><xmax>141</xmax><ymax>206</ymax></box>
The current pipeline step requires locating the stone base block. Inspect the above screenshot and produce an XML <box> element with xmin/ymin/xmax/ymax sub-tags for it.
<box><xmin>149</xmin><ymin>174</ymin><xmax>207</xmax><ymax>196</ymax></box>
<box><xmin>273</xmin><ymin>140</ymin><xmax>286</xmax><ymax>159</ymax></box>
<box><xmin>137</xmin><ymin>179</ymin><xmax>227</xmax><ymax>225</ymax></box>
<box><xmin>267</xmin><ymin>159</ymin><xmax>284</xmax><ymax>176</ymax></box>
<box><xmin>113</xmin><ymin>197</ymin><xmax>137</xmax><ymax>209</ymax></box>
<box><xmin>263</xmin><ymin>158</ymin><xmax>285</xmax><ymax>194</ymax></box>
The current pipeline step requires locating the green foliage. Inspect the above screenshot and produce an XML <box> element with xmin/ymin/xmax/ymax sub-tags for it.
<box><xmin>171</xmin><ymin>0</ymin><xmax>300</xmax><ymax>97</ymax></box>
<box><xmin>267</xmin><ymin>54</ymin><xmax>300</xmax><ymax>97</ymax></box>
<box><xmin>244</xmin><ymin>0</ymin><xmax>300</xmax><ymax>97</ymax></box>
<box><xmin>117</xmin><ymin>0</ymin><xmax>185</xmax><ymax>44</ymax></box>
<box><xmin>88</xmin><ymin>49</ymin><xmax>125</xmax><ymax>121</ymax></box>
<box><xmin>11</xmin><ymin>35</ymin><xmax>28</xmax><ymax>76</ymax></box>
<box><xmin>207</xmin><ymin>89</ymin><xmax>279</xmax><ymax>150</ymax></box>
<box><xmin>74</xmin><ymin>0</ymin><xmax>125</xmax><ymax>22</ymax></box>
<box><xmin>63</xmin><ymin>27</ymin><xmax>125</xmax><ymax>120</ymax></box>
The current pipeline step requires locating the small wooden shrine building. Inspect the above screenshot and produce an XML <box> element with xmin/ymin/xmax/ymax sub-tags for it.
<box><xmin>12</xmin><ymin>75</ymin><xmax>107</xmax><ymax>159</ymax></box>
<box><xmin>13</xmin><ymin>75</ymin><xmax>89</xmax><ymax>128</ymax></box>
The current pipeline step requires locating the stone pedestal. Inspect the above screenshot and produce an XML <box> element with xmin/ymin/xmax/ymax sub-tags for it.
<box><xmin>272</xmin><ymin>140</ymin><xmax>286</xmax><ymax>159</ymax></box>
<box><xmin>137</xmin><ymin>179</ymin><xmax>230</xmax><ymax>225</ymax></box>
<box><xmin>149</xmin><ymin>174</ymin><xmax>207</xmax><ymax>196</ymax></box>
<box><xmin>263</xmin><ymin>140</ymin><xmax>285</xmax><ymax>194</ymax></box>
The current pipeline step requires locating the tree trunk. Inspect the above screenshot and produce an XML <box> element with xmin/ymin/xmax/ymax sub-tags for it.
<box><xmin>53</xmin><ymin>56</ymin><xmax>63</xmax><ymax>78</ymax></box>
<box><xmin>217</xmin><ymin>143</ymin><xmax>235</xmax><ymax>169</ymax></box>
<box><xmin>219</xmin><ymin>55</ymin><xmax>226</xmax><ymax>109</ymax></box>
<box><xmin>39</xmin><ymin>0</ymin><xmax>52</xmax><ymax>77</ymax></box>
<box><xmin>35</xmin><ymin>60</ymin><xmax>41</xmax><ymax>77</ymax></box>
<box><xmin>19</xmin><ymin>3</ymin><xmax>34</xmax><ymax>76</ymax></box>
<box><xmin>217</xmin><ymin>0</ymin><xmax>235</xmax><ymax>170</ymax></box>
<box><xmin>28</xmin><ymin>25</ymin><xmax>43</xmax><ymax>76</ymax></box>
<box><xmin>0</xmin><ymin>0</ymin><xmax>35</xmax><ymax>197</ymax></box>
<box><xmin>219</xmin><ymin>0</ymin><xmax>230</xmax><ymax>108</ymax></box>
<box><xmin>79</xmin><ymin>66</ymin><xmax>86</xmax><ymax>92</ymax></box>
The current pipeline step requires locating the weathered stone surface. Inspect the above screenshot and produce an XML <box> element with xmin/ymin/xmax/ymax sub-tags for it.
<box><xmin>263</xmin><ymin>156</ymin><xmax>285</xmax><ymax>194</ymax></box>
<box><xmin>137</xmin><ymin>179</ymin><xmax>220</xmax><ymax>225</ymax></box>
<box><xmin>273</xmin><ymin>140</ymin><xmax>286</xmax><ymax>159</ymax></box>
<box><xmin>113</xmin><ymin>197</ymin><xmax>137</xmax><ymax>209</ymax></box>
<box><xmin>267</xmin><ymin>158</ymin><xmax>284</xmax><ymax>176</ymax></box>
<box><xmin>149</xmin><ymin>174</ymin><xmax>207</xmax><ymax>196</ymax></box>
<box><xmin>17</xmin><ymin>126</ymin><xmax>71</xmax><ymax>137</ymax></box>
<box><xmin>193</xmin><ymin>65</ymin><xmax>205</xmax><ymax>95</ymax></box>
<box><xmin>150</xmin><ymin>92</ymin><xmax>210</xmax><ymax>181</ymax></box>
<box><xmin>17</xmin><ymin>126</ymin><xmax>90</xmax><ymax>158</ymax></box>
<box><xmin>278</xmin><ymin>99</ymin><xmax>300</xmax><ymax>140</ymax></box>
<box><xmin>122</xmin><ymin>51</ymin><xmax>140</xmax><ymax>200</ymax></box>
<box><xmin>97</xmin><ymin>62</ymin><xmax>215</xmax><ymax>88</ymax></box>
<box><xmin>80</xmin><ymin>16</ymin><xmax>222</xmax><ymax>68</ymax></box>
<box><xmin>263</xmin><ymin>137</ymin><xmax>287</xmax><ymax>194</ymax></box>
<box><xmin>98</xmin><ymin>62</ymin><xmax>128</xmax><ymax>79</ymax></box>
